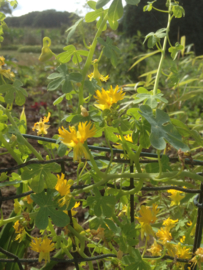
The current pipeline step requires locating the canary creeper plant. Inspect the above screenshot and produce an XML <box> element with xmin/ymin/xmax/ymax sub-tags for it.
<box><xmin>0</xmin><ymin>0</ymin><xmax>203</xmax><ymax>269</ymax></box>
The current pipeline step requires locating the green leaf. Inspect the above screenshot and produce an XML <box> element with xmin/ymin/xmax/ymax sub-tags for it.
<box><xmin>172</xmin><ymin>4</ymin><xmax>185</xmax><ymax>18</ymax></box>
<box><xmin>0</xmin><ymin>12</ymin><xmax>5</xmax><ymax>21</ymax></box>
<box><xmin>84</xmin><ymin>79</ymin><xmax>101</xmax><ymax>95</ymax></box>
<box><xmin>126</xmin><ymin>0</ymin><xmax>140</xmax><ymax>5</ymax></box>
<box><xmin>66</xmin><ymin>17</ymin><xmax>84</xmax><ymax>44</ymax></box>
<box><xmin>85</xmin><ymin>9</ymin><xmax>104</xmax><ymax>22</ymax></box>
<box><xmin>87</xmin><ymin>188</ymin><xmax>117</xmax><ymax>218</ymax></box>
<box><xmin>57</xmin><ymin>45</ymin><xmax>76</xmax><ymax>63</ymax></box>
<box><xmin>15</xmin><ymin>92</ymin><xmax>25</xmax><ymax>106</ymax></box>
<box><xmin>136</xmin><ymin>92</ymin><xmax>168</xmax><ymax>108</ymax></box>
<box><xmin>96</xmin><ymin>0</ymin><xmax>111</xmax><ymax>9</ymax></box>
<box><xmin>31</xmin><ymin>189</ymin><xmax>70</xmax><ymax>229</ymax></box>
<box><xmin>168</xmin><ymin>42</ymin><xmax>183</xmax><ymax>60</ymax></box>
<box><xmin>62</xmin><ymin>78</ymin><xmax>72</xmax><ymax>93</ymax></box>
<box><xmin>47</xmin><ymin>77</ymin><xmax>64</xmax><ymax>91</ymax></box>
<box><xmin>129</xmin><ymin>50</ymin><xmax>160</xmax><ymax>70</ymax></box>
<box><xmin>88</xmin><ymin>1</ymin><xmax>97</xmax><ymax>10</ymax></box>
<box><xmin>105</xmin><ymin>126</ymin><xmax>119</xmax><ymax>143</ymax></box>
<box><xmin>57</xmin><ymin>143</ymin><xmax>67</xmax><ymax>157</ymax></box>
<box><xmin>22</xmin><ymin>163</ymin><xmax>60</xmax><ymax>193</ymax></box>
<box><xmin>97</xmin><ymin>37</ymin><xmax>120</xmax><ymax>67</ymax></box>
<box><xmin>69</xmin><ymin>72</ymin><xmax>83</xmax><ymax>82</ymax></box>
<box><xmin>108</xmin><ymin>0</ymin><xmax>123</xmax><ymax>30</ymax></box>
<box><xmin>0</xmin><ymin>180</ymin><xmax>22</xmax><ymax>188</ymax></box>
<box><xmin>127</xmin><ymin>108</ymin><xmax>140</xmax><ymax>120</ymax></box>
<box><xmin>145</xmin><ymin>155</ymin><xmax>172</xmax><ymax>173</ymax></box>
<box><xmin>144</xmin><ymin>29</ymin><xmax>166</xmax><ymax>48</ymax></box>
<box><xmin>139</xmin><ymin>105</ymin><xmax>189</xmax><ymax>151</ymax></box>
<box><xmin>53</xmin><ymin>94</ymin><xmax>66</xmax><ymax>105</ymax></box>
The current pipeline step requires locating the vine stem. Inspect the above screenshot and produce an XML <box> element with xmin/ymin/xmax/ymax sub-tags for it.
<box><xmin>153</xmin><ymin>0</ymin><xmax>172</xmax><ymax>96</ymax></box>
<box><xmin>79</xmin><ymin>12</ymin><xmax>108</xmax><ymax>108</ymax></box>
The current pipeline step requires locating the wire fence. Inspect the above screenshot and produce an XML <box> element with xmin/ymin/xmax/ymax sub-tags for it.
<box><xmin>0</xmin><ymin>134</ymin><xmax>202</xmax><ymax>270</ymax></box>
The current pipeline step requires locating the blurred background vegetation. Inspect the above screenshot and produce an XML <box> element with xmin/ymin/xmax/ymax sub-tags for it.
<box><xmin>0</xmin><ymin>0</ymin><xmax>203</xmax><ymax>126</ymax></box>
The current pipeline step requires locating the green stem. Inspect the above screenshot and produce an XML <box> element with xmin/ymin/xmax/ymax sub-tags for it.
<box><xmin>0</xmin><ymin>132</ymin><xmax>23</xmax><ymax>165</ymax></box>
<box><xmin>0</xmin><ymin>105</ymin><xmax>43</xmax><ymax>160</ymax></box>
<box><xmin>84</xmin><ymin>142</ymin><xmax>104</xmax><ymax>178</ymax></box>
<box><xmin>152</xmin><ymin>6</ymin><xmax>169</xmax><ymax>13</ymax></box>
<box><xmin>157</xmin><ymin>150</ymin><xmax>162</xmax><ymax>178</ymax></box>
<box><xmin>0</xmin><ymin>212</ymin><xmax>37</xmax><ymax>227</ymax></box>
<box><xmin>142</xmin><ymin>238</ymin><xmax>148</xmax><ymax>258</ymax></box>
<box><xmin>153</xmin><ymin>0</ymin><xmax>172</xmax><ymax>95</ymax></box>
<box><xmin>79</xmin><ymin>12</ymin><xmax>108</xmax><ymax>107</ymax></box>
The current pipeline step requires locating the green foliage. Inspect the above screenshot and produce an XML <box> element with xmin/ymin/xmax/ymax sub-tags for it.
<box><xmin>30</xmin><ymin>189</ymin><xmax>70</xmax><ymax>229</ymax></box>
<box><xmin>21</xmin><ymin>163</ymin><xmax>60</xmax><ymax>193</ymax></box>
<box><xmin>139</xmin><ymin>105</ymin><xmax>189</xmax><ymax>151</ymax></box>
<box><xmin>120</xmin><ymin>0</ymin><xmax>203</xmax><ymax>56</ymax></box>
<box><xmin>5</xmin><ymin>10</ymin><xmax>79</xmax><ymax>28</ymax></box>
<box><xmin>47</xmin><ymin>64</ymin><xmax>82</xmax><ymax>93</ymax></box>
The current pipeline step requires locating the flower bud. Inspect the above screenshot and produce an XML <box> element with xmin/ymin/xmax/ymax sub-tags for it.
<box><xmin>11</xmin><ymin>134</ymin><xmax>17</xmax><ymax>142</ymax></box>
<box><xmin>80</xmin><ymin>105</ymin><xmax>89</xmax><ymax>117</ymax></box>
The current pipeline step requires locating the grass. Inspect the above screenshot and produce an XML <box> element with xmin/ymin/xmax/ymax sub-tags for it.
<box><xmin>1</xmin><ymin>50</ymin><xmax>42</xmax><ymax>66</ymax></box>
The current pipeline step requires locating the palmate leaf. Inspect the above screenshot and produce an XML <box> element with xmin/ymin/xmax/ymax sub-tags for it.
<box><xmin>0</xmin><ymin>79</ymin><xmax>27</xmax><ymax>106</ymax></box>
<box><xmin>47</xmin><ymin>64</ymin><xmax>82</xmax><ymax>93</ymax></box>
<box><xmin>30</xmin><ymin>189</ymin><xmax>70</xmax><ymax>229</ymax></box>
<box><xmin>139</xmin><ymin>105</ymin><xmax>189</xmax><ymax>151</ymax></box>
<box><xmin>87</xmin><ymin>187</ymin><xmax>116</xmax><ymax>218</ymax></box>
<box><xmin>97</xmin><ymin>36</ymin><xmax>120</xmax><ymax>67</ymax></box>
<box><xmin>108</xmin><ymin>0</ymin><xmax>123</xmax><ymax>30</ymax></box>
<box><xmin>21</xmin><ymin>163</ymin><xmax>61</xmax><ymax>193</ymax></box>
<box><xmin>122</xmin><ymin>249</ymin><xmax>150</xmax><ymax>270</ymax></box>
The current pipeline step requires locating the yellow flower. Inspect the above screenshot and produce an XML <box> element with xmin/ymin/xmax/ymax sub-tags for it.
<box><xmin>30</xmin><ymin>237</ymin><xmax>55</xmax><ymax>264</ymax></box>
<box><xmin>0</xmin><ymin>56</ymin><xmax>5</xmax><ymax>65</ymax></box>
<box><xmin>71</xmin><ymin>201</ymin><xmax>80</xmax><ymax>216</ymax></box>
<box><xmin>32</xmin><ymin>112</ymin><xmax>51</xmax><ymax>135</ymax></box>
<box><xmin>147</xmin><ymin>240</ymin><xmax>162</xmax><ymax>256</ymax></box>
<box><xmin>90</xmin><ymin>226</ymin><xmax>105</xmax><ymax>240</ymax></box>
<box><xmin>136</xmin><ymin>204</ymin><xmax>159</xmax><ymax>224</ymax></box>
<box><xmin>113</xmin><ymin>134</ymin><xmax>133</xmax><ymax>150</ymax></box>
<box><xmin>136</xmin><ymin>204</ymin><xmax>159</xmax><ymax>240</ymax></box>
<box><xmin>156</xmin><ymin>227</ymin><xmax>172</xmax><ymax>244</ymax></box>
<box><xmin>190</xmin><ymin>247</ymin><xmax>203</xmax><ymax>269</ymax></box>
<box><xmin>167</xmin><ymin>189</ymin><xmax>185</xmax><ymax>206</ymax></box>
<box><xmin>14</xmin><ymin>199</ymin><xmax>22</xmax><ymax>214</ymax></box>
<box><xmin>187</xmin><ymin>220</ymin><xmax>196</xmax><ymax>236</ymax></box>
<box><xmin>180</xmin><ymin>235</ymin><xmax>185</xmax><ymax>243</ymax></box>
<box><xmin>58</xmin><ymin>121</ymin><xmax>96</xmax><ymax>162</ymax></box>
<box><xmin>162</xmin><ymin>218</ymin><xmax>178</xmax><ymax>230</ymax></box>
<box><xmin>13</xmin><ymin>220</ymin><xmax>26</xmax><ymax>243</ymax></box>
<box><xmin>140</xmin><ymin>222</ymin><xmax>155</xmax><ymax>240</ymax></box>
<box><xmin>0</xmin><ymin>56</ymin><xmax>15</xmax><ymax>81</ymax></box>
<box><xmin>88</xmin><ymin>59</ymin><xmax>109</xmax><ymax>84</ymax></box>
<box><xmin>80</xmin><ymin>105</ymin><xmax>89</xmax><ymax>117</ymax></box>
<box><xmin>55</xmin><ymin>173</ymin><xmax>73</xmax><ymax>207</ymax></box>
<box><xmin>94</xmin><ymin>85</ymin><xmax>125</xmax><ymax>110</ymax></box>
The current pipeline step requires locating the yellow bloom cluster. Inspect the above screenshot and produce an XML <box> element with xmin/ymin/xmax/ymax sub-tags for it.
<box><xmin>13</xmin><ymin>220</ymin><xmax>26</xmax><ymax>243</ymax></box>
<box><xmin>0</xmin><ymin>56</ymin><xmax>15</xmax><ymax>81</ymax></box>
<box><xmin>55</xmin><ymin>173</ymin><xmax>73</xmax><ymax>208</ymax></box>
<box><xmin>94</xmin><ymin>85</ymin><xmax>125</xmax><ymax>110</ymax></box>
<box><xmin>58</xmin><ymin>121</ymin><xmax>96</xmax><ymax>162</ymax></box>
<box><xmin>88</xmin><ymin>59</ymin><xmax>109</xmax><ymax>84</ymax></box>
<box><xmin>148</xmin><ymin>218</ymin><xmax>192</xmax><ymax>269</ymax></box>
<box><xmin>30</xmin><ymin>237</ymin><xmax>55</xmax><ymax>263</ymax></box>
<box><xmin>135</xmin><ymin>204</ymin><xmax>159</xmax><ymax>240</ymax></box>
<box><xmin>167</xmin><ymin>188</ymin><xmax>185</xmax><ymax>206</ymax></box>
<box><xmin>190</xmin><ymin>247</ymin><xmax>203</xmax><ymax>269</ymax></box>
<box><xmin>32</xmin><ymin>112</ymin><xmax>51</xmax><ymax>136</ymax></box>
